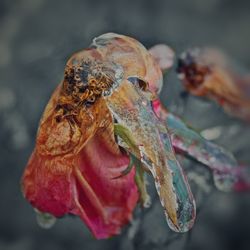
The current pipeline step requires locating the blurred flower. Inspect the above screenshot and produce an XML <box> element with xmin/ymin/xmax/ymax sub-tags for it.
<box><xmin>177</xmin><ymin>48</ymin><xmax>250</xmax><ymax>122</ymax></box>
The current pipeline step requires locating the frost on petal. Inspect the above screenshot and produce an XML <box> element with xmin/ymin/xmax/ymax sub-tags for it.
<box><xmin>92</xmin><ymin>33</ymin><xmax>164</xmax><ymax>97</ymax></box>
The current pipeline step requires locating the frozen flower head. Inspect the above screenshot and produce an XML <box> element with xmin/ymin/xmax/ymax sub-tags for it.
<box><xmin>22</xmin><ymin>33</ymin><xmax>196</xmax><ymax>239</ymax></box>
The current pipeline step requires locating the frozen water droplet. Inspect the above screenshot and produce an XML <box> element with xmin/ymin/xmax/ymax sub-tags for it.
<box><xmin>143</xmin><ymin>193</ymin><xmax>152</xmax><ymax>208</ymax></box>
<box><xmin>35</xmin><ymin>209</ymin><xmax>57</xmax><ymax>229</ymax></box>
<box><xmin>201</xmin><ymin>126</ymin><xmax>222</xmax><ymax>140</ymax></box>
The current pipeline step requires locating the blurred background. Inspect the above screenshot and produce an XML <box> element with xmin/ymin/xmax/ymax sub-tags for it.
<box><xmin>1</xmin><ymin>0</ymin><xmax>250</xmax><ymax>249</ymax></box>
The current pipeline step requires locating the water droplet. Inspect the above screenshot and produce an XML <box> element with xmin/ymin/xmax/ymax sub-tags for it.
<box><xmin>35</xmin><ymin>209</ymin><xmax>57</xmax><ymax>229</ymax></box>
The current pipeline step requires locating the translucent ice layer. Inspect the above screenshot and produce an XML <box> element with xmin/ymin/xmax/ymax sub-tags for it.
<box><xmin>105</xmin><ymin>80</ymin><xmax>196</xmax><ymax>232</ymax></box>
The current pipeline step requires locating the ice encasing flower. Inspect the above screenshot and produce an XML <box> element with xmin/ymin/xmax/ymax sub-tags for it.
<box><xmin>22</xmin><ymin>33</ymin><xmax>196</xmax><ymax>239</ymax></box>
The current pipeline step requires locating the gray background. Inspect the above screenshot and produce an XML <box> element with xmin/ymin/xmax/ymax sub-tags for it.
<box><xmin>1</xmin><ymin>0</ymin><xmax>250</xmax><ymax>249</ymax></box>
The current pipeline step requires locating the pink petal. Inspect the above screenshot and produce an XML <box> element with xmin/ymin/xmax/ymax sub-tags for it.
<box><xmin>72</xmin><ymin>131</ymin><xmax>138</xmax><ymax>239</ymax></box>
<box><xmin>22</xmin><ymin>131</ymin><xmax>139</xmax><ymax>239</ymax></box>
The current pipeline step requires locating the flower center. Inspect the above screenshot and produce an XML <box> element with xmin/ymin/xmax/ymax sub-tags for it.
<box><xmin>63</xmin><ymin>59</ymin><xmax>123</xmax><ymax>106</ymax></box>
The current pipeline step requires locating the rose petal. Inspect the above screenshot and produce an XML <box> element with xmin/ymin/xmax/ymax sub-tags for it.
<box><xmin>72</xmin><ymin>130</ymin><xmax>139</xmax><ymax>239</ymax></box>
<box><xmin>22</xmin><ymin>126</ymin><xmax>139</xmax><ymax>239</ymax></box>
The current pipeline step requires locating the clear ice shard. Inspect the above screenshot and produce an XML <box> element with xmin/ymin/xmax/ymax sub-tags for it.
<box><xmin>105</xmin><ymin>79</ymin><xmax>196</xmax><ymax>232</ymax></box>
<box><xmin>166</xmin><ymin>113</ymin><xmax>238</xmax><ymax>191</ymax></box>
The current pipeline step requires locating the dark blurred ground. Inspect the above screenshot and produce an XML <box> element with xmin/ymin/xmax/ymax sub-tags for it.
<box><xmin>1</xmin><ymin>0</ymin><xmax>250</xmax><ymax>249</ymax></box>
